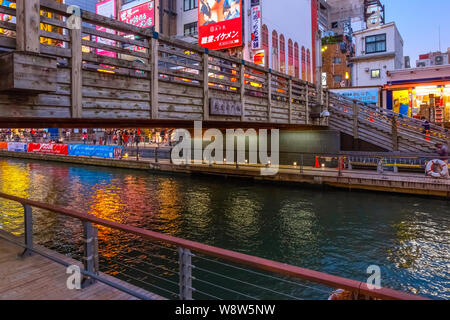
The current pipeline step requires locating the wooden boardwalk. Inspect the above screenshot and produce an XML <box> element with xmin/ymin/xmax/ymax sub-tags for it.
<box><xmin>0</xmin><ymin>236</ymin><xmax>163</xmax><ymax>300</ymax></box>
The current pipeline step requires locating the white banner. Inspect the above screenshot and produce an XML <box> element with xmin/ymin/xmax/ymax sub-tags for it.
<box><xmin>251</xmin><ymin>4</ymin><xmax>262</xmax><ymax>50</ymax></box>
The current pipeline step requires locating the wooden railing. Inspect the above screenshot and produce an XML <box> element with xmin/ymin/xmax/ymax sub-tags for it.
<box><xmin>0</xmin><ymin>0</ymin><xmax>447</xmax><ymax>153</ymax></box>
<box><xmin>0</xmin><ymin>191</ymin><xmax>428</xmax><ymax>300</ymax></box>
<box><xmin>0</xmin><ymin>0</ymin><xmax>323</xmax><ymax>125</ymax></box>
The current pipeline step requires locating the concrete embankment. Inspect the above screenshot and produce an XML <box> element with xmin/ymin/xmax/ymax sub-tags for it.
<box><xmin>0</xmin><ymin>151</ymin><xmax>449</xmax><ymax>199</ymax></box>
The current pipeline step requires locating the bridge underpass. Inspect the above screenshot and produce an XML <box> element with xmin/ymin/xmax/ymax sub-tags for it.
<box><xmin>0</xmin><ymin>0</ymin><xmax>448</xmax><ymax>153</ymax></box>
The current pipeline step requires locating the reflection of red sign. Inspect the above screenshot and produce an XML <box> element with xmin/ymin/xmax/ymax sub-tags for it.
<box><xmin>198</xmin><ymin>0</ymin><xmax>242</xmax><ymax>50</ymax></box>
<box><xmin>96</xmin><ymin>0</ymin><xmax>117</xmax><ymax>58</ymax></box>
<box><xmin>120</xmin><ymin>1</ymin><xmax>155</xmax><ymax>29</ymax></box>
<box><xmin>27</xmin><ymin>143</ymin><xmax>69</xmax><ymax>155</ymax></box>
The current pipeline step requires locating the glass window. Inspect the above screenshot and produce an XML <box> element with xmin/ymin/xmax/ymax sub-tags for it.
<box><xmin>366</xmin><ymin>34</ymin><xmax>386</xmax><ymax>54</ymax></box>
<box><xmin>184</xmin><ymin>22</ymin><xmax>198</xmax><ymax>37</ymax></box>
<box><xmin>184</xmin><ymin>0</ymin><xmax>198</xmax><ymax>11</ymax></box>
<box><xmin>332</xmin><ymin>57</ymin><xmax>342</xmax><ymax>64</ymax></box>
<box><xmin>334</xmin><ymin>75</ymin><xmax>342</xmax><ymax>83</ymax></box>
<box><xmin>371</xmin><ymin>69</ymin><xmax>381</xmax><ymax>78</ymax></box>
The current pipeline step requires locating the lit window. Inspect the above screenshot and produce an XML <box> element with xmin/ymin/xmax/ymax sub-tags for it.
<box><xmin>184</xmin><ymin>22</ymin><xmax>198</xmax><ymax>37</ymax></box>
<box><xmin>334</xmin><ymin>75</ymin><xmax>342</xmax><ymax>82</ymax></box>
<box><xmin>371</xmin><ymin>69</ymin><xmax>381</xmax><ymax>79</ymax></box>
<box><xmin>332</xmin><ymin>57</ymin><xmax>342</xmax><ymax>64</ymax></box>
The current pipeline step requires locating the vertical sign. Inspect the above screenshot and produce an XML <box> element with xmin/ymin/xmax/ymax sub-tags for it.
<box><xmin>198</xmin><ymin>0</ymin><xmax>243</xmax><ymax>50</ymax></box>
<box><xmin>251</xmin><ymin>0</ymin><xmax>262</xmax><ymax>50</ymax></box>
<box><xmin>96</xmin><ymin>0</ymin><xmax>117</xmax><ymax>57</ymax></box>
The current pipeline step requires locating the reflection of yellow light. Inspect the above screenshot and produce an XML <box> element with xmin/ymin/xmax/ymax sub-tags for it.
<box><xmin>97</xmin><ymin>69</ymin><xmax>115</xmax><ymax>74</ymax></box>
<box><xmin>184</xmin><ymin>50</ymin><xmax>195</xmax><ymax>55</ymax></box>
<box><xmin>345</xmin><ymin>72</ymin><xmax>349</xmax><ymax>79</ymax></box>
<box><xmin>124</xmin><ymin>153</ymin><xmax>129</xmax><ymax>158</ymax></box>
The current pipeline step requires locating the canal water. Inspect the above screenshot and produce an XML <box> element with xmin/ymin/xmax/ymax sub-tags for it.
<box><xmin>0</xmin><ymin>158</ymin><xmax>448</xmax><ymax>300</ymax></box>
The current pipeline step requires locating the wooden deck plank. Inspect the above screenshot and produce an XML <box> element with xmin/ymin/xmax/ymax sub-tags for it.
<box><xmin>0</xmin><ymin>237</ymin><xmax>165</xmax><ymax>300</ymax></box>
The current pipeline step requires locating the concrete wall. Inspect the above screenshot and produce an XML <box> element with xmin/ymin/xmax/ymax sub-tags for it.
<box><xmin>352</xmin><ymin>23</ymin><xmax>404</xmax><ymax>87</ymax></box>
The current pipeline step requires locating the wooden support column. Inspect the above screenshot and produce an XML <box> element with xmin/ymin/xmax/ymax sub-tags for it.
<box><xmin>150</xmin><ymin>36</ymin><xmax>159</xmax><ymax>119</ymax></box>
<box><xmin>71</xmin><ymin>27</ymin><xmax>82</xmax><ymax>118</ymax></box>
<box><xmin>305</xmin><ymin>83</ymin><xmax>309</xmax><ymax>124</ymax></box>
<box><xmin>352</xmin><ymin>100</ymin><xmax>359</xmax><ymax>140</ymax></box>
<box><xmin>240</xmin><ymin>61</ymin><xmax>245</xmax><ymax>122</ymax></box>
<box><xmin>203</xmin><ymin>51</ymin><xmax>210</xmax><ymax>121</ymax></box>
<box><xmin>16</xmin><ymin>0</ymin><xmax>40</xmax><ymax>53</ymax></box>
<box><xmin>288</xmin><ymin>77</ymin><xmax>293</xmax><ymax>124</ymax></box>
<box><xmin>267</xmin><ymin>71</ymin><xmax>272</xmax><ymax>123</ymax></box>
<box><xmin>392</xmin><ymin>115</ymin><xmax>399</xmax><ymax>151</ymax></box>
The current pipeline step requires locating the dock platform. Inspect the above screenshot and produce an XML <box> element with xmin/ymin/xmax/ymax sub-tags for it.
<box><xmin>0</xmin><ymin>235</ymin><xmax>163</xmax><ymax>300</ymax></box>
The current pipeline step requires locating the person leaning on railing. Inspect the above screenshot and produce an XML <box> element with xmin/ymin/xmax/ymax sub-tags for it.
<box><xmin>435</xmin><ymin>143</ymin><xmax>449</xmax><ymax>163</ymax></box>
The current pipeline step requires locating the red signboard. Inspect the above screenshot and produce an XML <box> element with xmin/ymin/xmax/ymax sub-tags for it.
<box><xmin>198</xmin><ymin>0</ymin><xmax>243</xmax><ymax>50</ymax></box>
<box><xmin>27</xmin><ymin>143</ymin><xmax>69</xmax><ymax>155</ymax></box>
<box><xmin>120</xmin><ymin>1</ymin><xmax>155</xmax><ymax>29</ymax></box>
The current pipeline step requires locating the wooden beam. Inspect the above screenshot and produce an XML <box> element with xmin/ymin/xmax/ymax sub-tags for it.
<box><xmin>392</xmin><ymin>115</ymin><xmax>399</xmax><ymax>151</ymax></box>
<box><xmin>203</xmin><ymin>52</ymin><xmax>209</xmax><ymax>121</ymax></box>
<box><xmin>288</xmin><ymin>78</ymin><xmax>293</xmax><ymax>124</ymax></box>
<box><xmin>240</xmin><ymin>63</ymin><xmax>245</xmax><ymax>122</ymax></box>
<box><xmin>71</xmin><ymin>28</ymin><xmax>82</xmax><ymax>118</ymax></box>
<box><xmin>16</xmin><ymin>0</ymin><xmax>40</xmax><ymax>53</ymax></box>
<box><xmin>267</xmin><ymin>72</ymin><xmax>272</xmax><ymax>123</ymax></box>
<box><xmin>150</xmin><ymin>37</ymin><xmax>159</xmax><ymax>119</ymax></box>
<box><xmin>352</xmin><ymin>100</ymin><xmax>359</xmax><ymax>140</ymax></box>
<box><xmin>305</xmin><ymin>84</ymin><xmax>309</xmax><ymax>124</ymax></box>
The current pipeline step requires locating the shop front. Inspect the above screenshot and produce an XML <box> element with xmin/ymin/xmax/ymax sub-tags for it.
<box><xmin>386</xmin><ymin>65</ymin><xmax>450</xmax><ymax>127</ymax></box>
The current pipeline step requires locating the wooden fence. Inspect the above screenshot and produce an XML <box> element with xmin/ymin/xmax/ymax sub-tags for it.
<box><xmin>0</xmin><ymin>0</ymin><xmax>448</xmax><ymax>153</ymax></box>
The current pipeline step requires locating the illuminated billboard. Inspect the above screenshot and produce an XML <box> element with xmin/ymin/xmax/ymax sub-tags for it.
<box><xmin>198</xmin><ymin>0</ymin><xmax>243</xmax><ymax>50</ymax></box>
<box><xmin>120</xmin><ymin>0</ymin><xmax>155</xmax><ymax>29</ymax></box>
<box><xmin>96</xmin><ymin>0</ymin><xmax>117</xmax><ymax>57</ymax></box>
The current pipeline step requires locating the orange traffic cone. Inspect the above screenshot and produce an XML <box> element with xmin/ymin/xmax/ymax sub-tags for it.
<box><xmin>315</xmin><ymin>156</ymin><xmax>320</xmax><ymax>168</ymax></box>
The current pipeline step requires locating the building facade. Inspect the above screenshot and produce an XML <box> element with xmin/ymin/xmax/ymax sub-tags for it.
<box><xmin>321</xmin><ymin>34</ymin><xmax>353</xmax><ymax>89</ymax></box>
<box><xmin>416</xmin><ymin>49</ymin><xmax>450</xmax><ymax>68</ymax></box>
<box><xmin>350</xmin><ymin>22</ymin><xmax>403</xmax><ymax>87</ymax></box>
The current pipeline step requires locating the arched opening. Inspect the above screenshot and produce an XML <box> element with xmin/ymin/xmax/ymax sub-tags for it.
<box><xmin>288</xmin><ymin>39</ymin><xmax>294</xmax><ymax>76</ymax></box>
<box><xmin>307</xmin><ymin>49</ymin><xmax>311</xmax><ymax>83</ymax></box>
<box><xmin>279</xmin><ymin>34</ymin><xmax>286</xmax><ymax>74</ymax></box>
<box><xmin>262</xmin><ymin>25</ymin><xmax>269</xmax><ymax>66</ymax></box>
<box><xmin>301</xmin><ymin>46</ymin><xmax>306</xmax><ymax>80</ymax></box>
<box><xmin>294</xmin><ymin>42</ymin><xmax>300</xmax><ymax>79</ymax></box>
<box><xmin>272</xmin><ymin>30</ymin><xmax>279</xmax><ymax>71</ymax></box>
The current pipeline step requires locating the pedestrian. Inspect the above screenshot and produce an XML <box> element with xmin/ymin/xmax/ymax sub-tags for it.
<box><xmin>421</xmin><ymin>117</ymin><xmax>430</xmax><ymax>134</ymax></box>
<box><xmin>435</xmin><ymin>143</ymin><xmax>449</xmax><ymax>163</ymax></box>
<box><xmin>82</xmin><ymin>132</ymin><xmax>87</xmax><ymax>144</ymax></box>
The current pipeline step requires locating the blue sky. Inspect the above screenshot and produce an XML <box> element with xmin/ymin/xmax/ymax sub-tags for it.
<box><xmin>385</xmin><ymin>0</ymin><xmax>450</xmax><ymax>63</ymax></box>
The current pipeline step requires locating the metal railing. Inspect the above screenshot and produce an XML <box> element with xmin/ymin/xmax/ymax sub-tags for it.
<box><xmin>0</xmin><ymin>192</ymin><xmax>428</xmax><ymax>300</ymax></box>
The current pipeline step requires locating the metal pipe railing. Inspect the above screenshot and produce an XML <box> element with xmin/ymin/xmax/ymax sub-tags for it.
<box><xmin>0</xmin><ymin>192</ymin><xmax>428</xmax><ymax>300</ymax></box>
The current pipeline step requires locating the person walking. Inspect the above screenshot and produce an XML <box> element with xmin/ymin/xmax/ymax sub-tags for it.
<box><xmin>435</xmin><ymin>143</ymin><xmax>449</xmax><ymax>163</ymax></box>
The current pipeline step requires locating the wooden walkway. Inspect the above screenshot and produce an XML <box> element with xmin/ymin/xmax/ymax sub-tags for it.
<box><xmin>0</xmin><ymin>236</ymin><xmax>163</xmax><ymax>300</ymax></box>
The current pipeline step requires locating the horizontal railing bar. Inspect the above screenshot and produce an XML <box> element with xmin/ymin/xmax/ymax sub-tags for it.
<box><xmin>0</xmin><ymin>192</ymin><xmax>428</xmax><ymax>300</ymax></box>
<box><xmin>194</xmin><ymin>277</ymin><xmax>258</xmax><ymax>300</ymax></box>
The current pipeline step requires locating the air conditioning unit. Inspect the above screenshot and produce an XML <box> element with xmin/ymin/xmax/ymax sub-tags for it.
<box><xmin>434</xmin><ymin>55</ymin><xmax>445</xmax><ymax>65</ymax></box>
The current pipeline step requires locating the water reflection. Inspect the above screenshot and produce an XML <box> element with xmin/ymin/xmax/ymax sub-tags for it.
<box><xmin>0</xmin><ymin>158</ymin><xmax>448</xmax><ymax>299</ymax></box>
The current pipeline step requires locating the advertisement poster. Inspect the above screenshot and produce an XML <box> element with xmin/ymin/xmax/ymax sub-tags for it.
<box><xmin>198</xmin><ymin>0</ymin><xmax>243</xmax><ymax>50</ymax></box>
<box><xmin>251</xmin><ymin>0</ymin><xmax>261</xmax><ymax>50</ymax></box>
<box><xmin>0</xmin><ymin>142</ymin><xmax>7</xmax><ymax>149</ymax></box>
<box><xmin>27</xmin><ymin>143</ymin><xmax>69</xmax><ymax>155</ymax></box>
<box><xmin>330</xmin><ymin>88</ymin><xmax>380</xmax><ymax>106</ymax></box>
<box><xmin>7</xmin><ymin>142</ymin><xmax>27</xmax><ymax>152</ymax></box>
<box><xmin>68</xmin><ymin>145</ymin><xmax>119</xmax><ymax>159</ymax></box>
<box><xmin>119</xmin><ymin>0</ymin><xmax>155</xmax><ymax>52</ymax></box>
<box><xmin>96</xmin><ymin>0</ymin><xmax>117</xmax><ymax>57</ymax></box>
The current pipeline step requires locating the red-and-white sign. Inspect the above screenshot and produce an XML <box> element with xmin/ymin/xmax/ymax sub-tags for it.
<box><xmin>120</xmin><ymin>1</ymin><xmax>155</xmax><ymax>29</ymax></box>
<box><xmin>96</xmin><ymin>0</ymin><xmax>117</xmax><ymax>57</ymax></box>
<box><xmin>198</xmin><ymin>0</ymin><xmax>243</xmax><ymax>50</ymax></box>
<box><xmin>27</xmin><ymin>143</ymin><xmax>69</xmax><ymax>155</ymax></box>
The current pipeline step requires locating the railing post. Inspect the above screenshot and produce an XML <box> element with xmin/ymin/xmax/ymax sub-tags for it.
<box><xmin>71</xmin><ymin>24</ymin><xmax>82</xmax><ymax>118</ymax></box>
<box><xmin>300</xmin><ymin>154</ymin><xmax>304</xmax><ymax>174</ymax></box>
<box><xmin>150</xmin><ymin>34</ymin><xmax>159</xmax><ymax>119</ymax></box>
<box><xmin>178</xmin><ymin>248</ymin><xmax>193</xmax><ymax>300</ymax></box>
<box><xmin>267</xmin><ymin>71</ymin><xmax>272</xmax><ymax>123</ymax></box>
<box><xmin>155</xmin><ymin>146</ymin><xmax>159</xmax><ymax>163</ymax></box>
<box><xmin>288</xmin><ymin>77</ymin><xmax>293</xmax><ymax>124</ymax></box>
<box><xmin>338</xmin><ymin>156</ymin><xmax>343</xmax><ymax>177</ymax></box>
<box><xmin>305</xmin><ymin>83</ymin><xmax>309</xmax><ymax>125</ymax></box>
<box><xmin>352</xmin><ymin>100</ymin><xmax>359</xmax><ymax>148</ymax></box>
<box><xmin>203</xmin><ymin>50</ymin><xmax>210</xmax><ymax>121</ymax></box>
<box><xmin>391</xmin><ymin>115</ymin><xmax>399</xmax><ymax>152</ymax></box>
<box><xmin>20</xmin><ymin>204</ymin><xmax>33</xmax><ymax>258</ymax></box>
<box><xmin>82</xmin><ymin>221</ymin><xmax>97</xmax><ymax>288</ymax></box>
<box><xmin>240</xmin><ymin>61</ymin><xmax>245</xmax><ymax>122</ymax></box>
<box><xmin>16</xmin><ymin>0</ymin><xmax>40</xmax><ymax>53</ymax></box>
